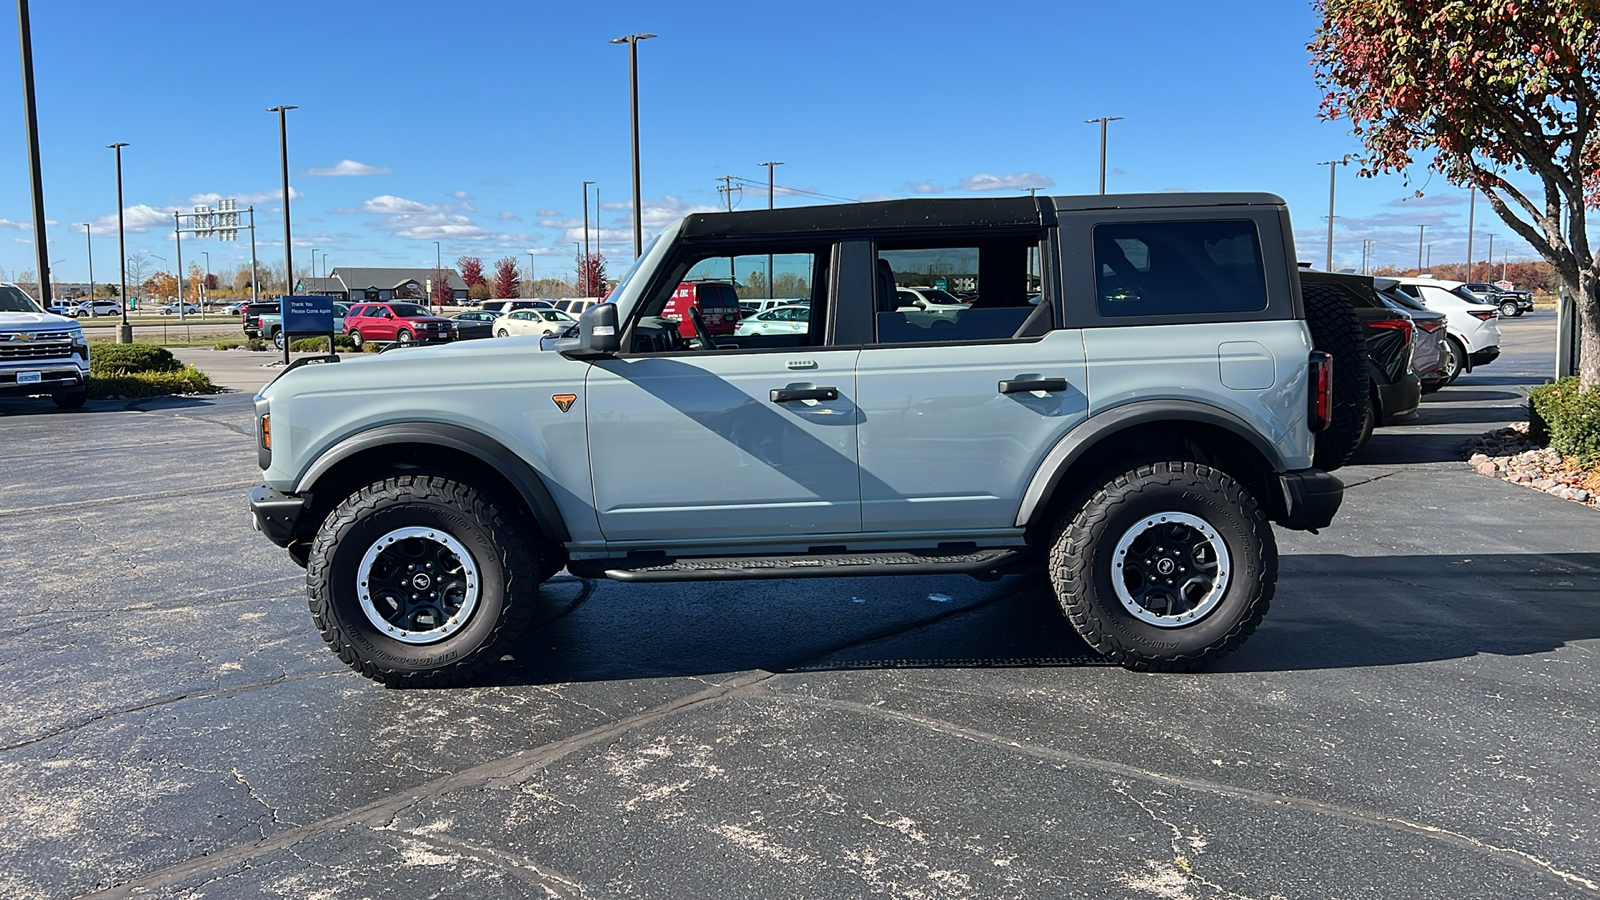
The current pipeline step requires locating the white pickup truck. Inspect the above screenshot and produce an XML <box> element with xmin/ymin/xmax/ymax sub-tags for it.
<box><xmin>0</xmin><ymin>282</ymin><xmax>90</xmax><ymax>408</ymax></box>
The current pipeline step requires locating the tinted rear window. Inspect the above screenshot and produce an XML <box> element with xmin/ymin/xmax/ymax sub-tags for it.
<box><xmin>1094</xmin><ymin>220</ymin><xmax>1268</xmax><ymax>317</ymax></box>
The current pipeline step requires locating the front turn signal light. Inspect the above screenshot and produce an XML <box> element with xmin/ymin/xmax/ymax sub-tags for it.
<box><xmin>260</xmin><ymin>414</ymin><xmax>271</xmax><ymax>449</ymax></box>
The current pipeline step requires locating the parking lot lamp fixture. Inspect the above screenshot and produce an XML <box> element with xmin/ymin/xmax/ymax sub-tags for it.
<box><xmin>582</xmin><ymin>180</ymin><xmax>595</xmax><ymax>263</ymax></box>
<box><xmin>610</xmin><ymin>33</ymin><xmax>655</xmax><ymax>258</ymax></box>
<box><xmin>1084</xmin><ymin>116</ymin><xmax>1123</xmax><ymax>195</ymax></box>
<box><xmin>1317</xmin><ymin>157</ymin><xmax>1350</xmax><ymax>271</ymax></box>
<box><xmin>108</xmin><ymin>142</ymin><xmax>131</xmax><ymax>342</ymax></box>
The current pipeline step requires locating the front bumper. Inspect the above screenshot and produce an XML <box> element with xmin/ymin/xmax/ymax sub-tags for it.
<box><xmin>249</xmin><ymin>484</ymin><xmax>306</xmax><ymax>547</ymax></box>
<box><xmin>1376</xmin><ymin>373</ymin><xmax>1422</xmax><ymax>422</ymax></box>
<box><xmin>1276</xmin><ymin>469</ymin><xmax>1344</xmax><ymax>531</ymax></box>
<box><xmin>1469</xmin><ymin>346</ymin><xmax>1501</xmax><ymax>367</ymax></box>
<box><xmin>0</xmin><ymin>365</ymin><xmax>87</xmax><ymax>396</ymax></box>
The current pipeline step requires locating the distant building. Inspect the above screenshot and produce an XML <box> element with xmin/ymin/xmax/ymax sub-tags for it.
<box><xmin>294</xmin><ymin>268</ymin><xmax>469</xmax><ymax>302</ymax></box>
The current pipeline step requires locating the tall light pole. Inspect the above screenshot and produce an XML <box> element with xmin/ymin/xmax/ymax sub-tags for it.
<box><xmin>108</xmin><ymin>142</ymin><xmax>131</xmax><ymax>343</ymax></box>
<box><xmin>268</xmin><ymin>105</ymin><xmax>297</xmax><ymax>307</ymax></box>
<box><xmin>17</xmin><ymin>0</ymin><xmax>52</xmax><ymax>307</ymax></box>
<box><xmin>1486</xmin><ymin>233</ymin><xmax>1496</xmax><ymax>282</ymax></box>
<box><xmin>308</xmin><ymin>248</ymin><xmax>317</xmax><ymax>287</ymax></box>
<box><xmin>202</xmin><ymin>249</ymin><xmax>210</xmax><ymax>311</ymax></box>
<box><xmin>764</xmin><ymin>160</ymin><xmax>784</xmax><ymax>297</ymax></box>
<box><xmin>581</xmin><ymin>180</ymin><xmax>595</xmax><ymax>265</ymax></box>
<box><xmin>1465</xmin><ymin>184</ymin><xmax>1477</xmax><ymax>281</ymax></box>
<box><xmin>611</xmin><ymin>32</ymin><xmax>656</xmax><ymax>259</ymax></box>
<box><xmin>527</xmin><ymin>251</ymin><xmax>536</xmax><ymax>298</ymax></box>
<box><xmin>1084</xmin><ymin>116</ymin><xmax>1123</xmax><ymax>195</ymax></box>
<box><xmin>1416</xmin><ymin>224</ymin><xmax>1427</xmax><ymax>274</ymax></box>
<box><xmin>81</xmin><ymin>224</ymin><xmax>93</xmax><ymax>307</ymax></box>
<box><xmin>1317</xmin><ymin>157</ymin><xmax>1349</xmax><ymax>271</ymax></box>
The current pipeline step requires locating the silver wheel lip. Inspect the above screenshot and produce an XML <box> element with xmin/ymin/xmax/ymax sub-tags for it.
<box><xmin>1111</xmin><ymin>510</ymin><xmax>1231</xmax><ymax>628</ymax></box>
<box><xmin>356</xmin><ymin>526</ymin><xmax>480</xmax><ymax>645</ymax></box>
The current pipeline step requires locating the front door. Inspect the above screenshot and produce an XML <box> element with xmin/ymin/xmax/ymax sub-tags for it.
<box><xmin>585</xmin><ymin>350</ymin><xmax>862</xmax><ymax>543</ymax></box>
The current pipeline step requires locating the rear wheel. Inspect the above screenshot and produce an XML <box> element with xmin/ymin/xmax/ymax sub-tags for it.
<box><xmin>1442</xmin><ymin>335</ymin><xmax>1466</xmax><ymax>384</ymax></box>
<box><xmin>273</xmin><ymin>330</ymin><xmax>285</xmax><ymax>350</ymax></box>
<box><xmin>349</xmin><ymin>330</ymin><xmax>365</xmax><ymax>351</ymax></box>
<box><xmin>306</xmin><ymin>474</ymin><xmax>548</xmax><ymax>687</ymax></box>
<box><xmin>496</xmin><ymin>328</ymin><xmax>510</xmax><ymax>338</ymax></box>
<box><xmin>1050</xmin><ymin>461</ymin><xmax>1276</xmax><ymax>671</ymax></box>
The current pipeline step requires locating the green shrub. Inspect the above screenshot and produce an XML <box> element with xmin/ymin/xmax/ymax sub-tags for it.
<box><xmin>288</xmin><ymin>334</ymin><xmax>357</xmax><ymax>352</ymax></box>
<box><xmin>212</xmin><ymin>340</ymin><xmax>244</xmax><ymax>351</ymax></box>
<box><xmin>87</xmin><ymin>366</ymin><xmax>219</xmax><ymax>399</ymax></box>
<box><xmin>245</xmin><ymin>338</ymin><xmax>268</xmax><ymax>351</ymax></box>
<box><xmin>89</xmin><ymin>343</ymin><xmax>182</xmax><ymax>376</ymax></box>
<box><xmin>1527</xmin><ymin>377</ymin><xmax>1600</xmax><ymax>466</ymax></box>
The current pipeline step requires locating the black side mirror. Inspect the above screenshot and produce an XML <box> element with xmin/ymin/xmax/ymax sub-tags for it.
<box><xmin>564</xmin><ymin>302</ymin><xmax>619</xmax><ymax>358</ymax></box>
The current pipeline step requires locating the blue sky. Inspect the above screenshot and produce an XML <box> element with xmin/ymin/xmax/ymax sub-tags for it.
<box><xmin>0</xmin><ymin>0</ymin><xmax>1544</xmax><ymax>286</ymax></box>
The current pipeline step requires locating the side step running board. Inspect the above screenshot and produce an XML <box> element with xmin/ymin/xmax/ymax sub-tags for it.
<box><xmin>599</xmin><ymin>548</ymin><xmax>1022</xmax><ymax>583</ymax></box>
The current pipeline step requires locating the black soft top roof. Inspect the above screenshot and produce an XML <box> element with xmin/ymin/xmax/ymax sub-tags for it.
<box><xmin>678</xmin><ymin>192</ymin><xmax>1288</xmax><ymax>240</ymax></box>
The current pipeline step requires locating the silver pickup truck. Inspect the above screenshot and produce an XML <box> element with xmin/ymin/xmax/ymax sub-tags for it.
<box><xmin>251</xmin><ymin>194</ymin><xmax>1355</xmax><ymax>687</ymax></box>
<box><xmin>0</xmin><ymin>283</ymin><xmax>89</xmax><ymax>409</ymax></box>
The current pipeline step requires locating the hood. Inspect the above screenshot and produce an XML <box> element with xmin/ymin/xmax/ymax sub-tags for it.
<box><xmin>259</xmin><ymin>333</ymin><xmax>558</xmax><ymax>400</ymax></box>
<box><xmin>0</xmin><ymin>310</ymin><xmax>78</xmax><ymax>330</ymax></box>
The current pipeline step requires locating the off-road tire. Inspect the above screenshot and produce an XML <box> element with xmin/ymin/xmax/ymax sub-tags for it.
<box><xmin>1302</xmin><ymin>282</ymin><xmax>1370</xmax><ymax>471</ymax></box>
<box><xmin>1049</xmin><ymin>461</ymin><xmax>1276</xmax><ymax>672</ymax></box>
<box><xmin>52</xmin><ymin>389</ymin><xmax>87</xmax><ymax>409</ymax></box>
<box><xmin>306</xmin><ymin>474</ymin><xmax>544</xmax><ymax>687</ymax></box>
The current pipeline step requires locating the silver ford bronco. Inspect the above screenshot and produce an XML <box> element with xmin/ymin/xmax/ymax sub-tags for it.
<box><xmin>250</xmin><ymin>194</ymin><xmax>1349</xmax><ymax>686</ymax></box>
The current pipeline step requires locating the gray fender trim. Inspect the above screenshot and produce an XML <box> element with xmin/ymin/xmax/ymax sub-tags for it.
<box><xmin>295</xmin><ymin>422</ymin><xmax>571</xmax><ymax>543</ymax></box>
<box><xmin>1013</xmin><ymin>400</ymin><xmax>1288</xmax><ymax>528</ymax></box>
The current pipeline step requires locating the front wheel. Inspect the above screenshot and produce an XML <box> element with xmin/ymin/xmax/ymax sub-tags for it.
<box><xmin>396</xmin><ymin>329</ymin><xmax>413</xmax><ymax>347</ymax></box>
<box><xmin>306</xmin><ymin>475</ymin><xmax>546</xmax><ymax>687</ymax></box>
<box><xmin>1499</xmin><ymin>300</ymin><xmax>1518</xmax><ymax>318</ymax></box>
<box><xmin>1049</xmin><ymin>461</ymin><xmax>1276</xmax><ymax>671</ymax></box>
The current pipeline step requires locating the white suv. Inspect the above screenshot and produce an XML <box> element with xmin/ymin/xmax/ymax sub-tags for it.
<box><xmin>1394</xmin><ymin>277</ymin><xmax>1502</xmax><ymax>384</ymax></box>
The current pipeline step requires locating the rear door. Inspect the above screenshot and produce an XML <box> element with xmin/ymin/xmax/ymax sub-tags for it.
<box><xmin>854</xmin><ymin>230</ymin><xmax>1088</xmax><ymax>532</ymax></box>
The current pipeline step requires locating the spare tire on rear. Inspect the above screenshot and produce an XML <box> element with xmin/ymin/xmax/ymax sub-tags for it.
<box><xmin>1301</xmin><ymin>281</ymin><xmax>1370</xmax><ymax>471</ymax></box>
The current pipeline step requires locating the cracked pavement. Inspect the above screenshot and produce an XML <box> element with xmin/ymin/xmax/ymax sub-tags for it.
<box><xmin>0</xmin><ymin>312</ymin><xmax>1595</xmax><ymax>899</ymax></box>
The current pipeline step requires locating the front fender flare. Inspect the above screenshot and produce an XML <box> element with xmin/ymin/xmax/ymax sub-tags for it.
<box><xmin>1014</xmin><ymin>400</ymin><xmax>1288</xmax><ymax>528</ymax></box>
<box><xmin>295</xmin><ymin>422</ymin><xmax>571</xmax><ymax>543</ymax></box>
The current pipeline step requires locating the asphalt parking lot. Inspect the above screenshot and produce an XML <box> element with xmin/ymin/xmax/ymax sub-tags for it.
<box><xmin>2</xmin><ymin>311</ymin><xmax>1596</xmax><ymax>899</ymax></box>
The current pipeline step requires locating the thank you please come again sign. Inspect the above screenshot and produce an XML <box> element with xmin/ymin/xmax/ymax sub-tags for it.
<box><xmin>282</xmin><ymin>295</ymin><xmax>336</xmax><ymax>336</ymax></box>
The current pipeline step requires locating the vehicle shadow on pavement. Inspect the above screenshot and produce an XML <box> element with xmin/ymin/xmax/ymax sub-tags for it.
<box><xmin>0</xmin><ymin>394</ymin><xmax>240</xmax><ymax>417</ymax></box>
<box><xmin>1224</xmin><ymin>552</ymin><xmax>1600</xmax><ymax>671</ymax></box>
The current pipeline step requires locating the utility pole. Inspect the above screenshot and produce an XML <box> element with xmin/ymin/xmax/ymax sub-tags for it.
<box><xmin>611</xmin><ymin>33</ymin><xmax>656</xmax><ymax>259</ymax></box>
<box><xmin>1466</xmin><ymin>184</ymin><xmax>1477</xmax><ymax>281</ymax></box>
<box><xmin>268</xmin><ymin>104</ymin><xmax>297</xmax><ymax>364</ymax></box>
<box><xmin>760</xmin><ymin>161</ymin><xmax>782</xmax><ymax>298</ymax></box>
<box><xmin>82</xmin><ymin>224</ymin><xmax>93</xmax><ymax>307</ymax></box>
<box><xmin>1317</xmin><ymin>158</ymin><xmax>1349</xmax><ymax>271</ymax></box>
<box><xmin>1417</xmin><ymin>224</ymin><xmax>1427</xmax><ymax>274</ymax></box>
<box><xmin>17</xmin><ymin>0</ymin><xmax>52</xmax><ymax>306</ymax></box>
<box><xmin>582</xmin><ymin>180</ymin><xmax>595</xmax><ymax>264</ymax></box>
<box><xmin>1486</xmin><ymin>233</ymin><xmax>1495</xmax><ymax>282</ymax></box>
<box><xmin>1084</xmin><ymin>116</ymin><xmax>1123</xmax><ymax>195</ymax></box>
<box><xmin>108</xmin><ymin>142</ymin><xmax>130</xmax><ymax>342</ymax></box>
<box><xmin>1427</xmin><ymin>244</ymin><xmax>1432</xmax><ymax>270</ymax></box>
<box><xmin>1361</xmin><ymin>239</ymin><xmax>1375</xmax><ymax>275</ymax></box>
<box><xmin>717</xmin><ymin>176</ymin><xmax>739</xmax><ymax>283</ymax></box>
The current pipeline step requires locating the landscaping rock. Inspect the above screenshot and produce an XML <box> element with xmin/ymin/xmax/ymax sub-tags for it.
<box><xmin>1464</xmin><ymin>422</ymin><xmax>1598</xmax><ymax>511</ymax></box>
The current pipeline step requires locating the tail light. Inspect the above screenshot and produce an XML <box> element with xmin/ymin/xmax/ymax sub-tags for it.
<box><xmin>1308</xmin><ymin>351</ymin><xmax>1333</xmax><ymax>432</ymax></box>
<box><xmin>1368</xmin><ymin>317</ymin><xmax>1414</xmax><ymax>343</ymax></box>
<box><xmin>1416</xmin><ymin>319</ymin><xmax>1443</xmax><ymax>333</ymax></box>
<box><xmin>1468</xmin><ymin>310</ymin><xmax>1497</xmax><ymax>321</ymax></box>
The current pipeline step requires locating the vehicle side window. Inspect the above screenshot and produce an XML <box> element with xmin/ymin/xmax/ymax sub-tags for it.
<box><xmin>1094</xmin><ymin>220</ymin><xmax>1267</xmax><ymax>317</ymax></box>
<box><xmin>873</xmin><ymin>238</ymin><xmax>1044</xmax><ymax>345</ymax></box>
<box><xmin>628</xmin><ymin>246</ymin><xmax>828</xmax><ymax>353</ymax></box>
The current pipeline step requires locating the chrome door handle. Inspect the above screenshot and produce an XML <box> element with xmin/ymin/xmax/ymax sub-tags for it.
<box><xmin>998</xmin><ymin>378</ymin><xmax>1068</xmax><ymax>394</ymax></box>
<box><xmin>771</xmin><ymin>387</ymin><xmax>839</xmax><ymax>403</ymax></box>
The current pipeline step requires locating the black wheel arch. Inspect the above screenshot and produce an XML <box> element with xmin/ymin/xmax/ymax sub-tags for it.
<box><xmin>1017</xmin><ymin>401</ymin><xmax>1288</xmax><ymax>541</ymax></box>
<box><xmin>291</xmin><ymin>423</ymin><xmax>571</xmax><ymax>547</ymax></box>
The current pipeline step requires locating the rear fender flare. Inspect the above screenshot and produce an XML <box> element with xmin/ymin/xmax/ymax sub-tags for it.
<box><xmin>1014</xmin><ymin>400</ymin><xmax>1287</xmax><ymax>528</ymax></box>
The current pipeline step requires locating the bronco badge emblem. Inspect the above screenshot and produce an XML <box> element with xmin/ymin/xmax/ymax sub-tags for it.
<box><xmin>552</xmin><ymin>393</ymin><xmax>577</xmax><ymax>413</ymax></box>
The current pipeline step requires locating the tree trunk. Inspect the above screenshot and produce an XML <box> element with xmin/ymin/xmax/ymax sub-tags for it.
<box><xmin>1580</xmin><ymin>269</ymin><xmax>1600</xmax><ymax>390</ymax></box>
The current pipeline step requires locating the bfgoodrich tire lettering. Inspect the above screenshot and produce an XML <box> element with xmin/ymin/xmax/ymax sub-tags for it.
<box><xmin>306</xmin><ymin>474</ymin><xmax>542</xmax><ymax>687</ymax></box>
<box><xmin>1049</xmin><ymin>461</ymin><xmax>1277</xmax><ymax>671</ymax></box>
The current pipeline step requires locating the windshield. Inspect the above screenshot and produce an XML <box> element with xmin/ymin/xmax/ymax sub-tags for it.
<box><xmin>389</xmin><ymin>303</ymin><xmax>430</xmax><ymax>317</ymax></box>
<box><xmin>0</xmin><ymin>285</ymin><xmax>42</xmax><ymax>313</ymax></box>
<box><xmin>1381</xmin><ymin>289</ymin><xmax>1426</xmax><ymax>312</ymax></box>
<box><xmin>1450</xmin><ymin>286</ymin><xmax>1495</xmax><ymax>306</ymax></box>
<box><xmin>920</xmin><ymin>289</ymin><xmax>965</xmax><ymax>305</ymax></box>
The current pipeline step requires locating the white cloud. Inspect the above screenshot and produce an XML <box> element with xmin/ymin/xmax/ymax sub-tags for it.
<box><xmin>905</xmin><ymin>181</ymin><xmax>944</xmax><ymax>195</ymax></box>
<box><xmin>958</xmin><ymin>172</ymin><xmax>1055</xmax><ymax>192</ymax></box>
<box><xmin>860</xmin><ymin>193</ymin><xmax>894</xmax><ymax>202</ymax></box>
<box><xmin>0</xmin><ymin>218</ymin><xmax>29</xmax><ymax>230</ymax></box>
<box><xmin>452</xmin><ymin>190</ymin><xmax>474</xmax><ymax>201</ymax></box>
<box><xmin>496</xmin><ymin>210</ymin><xmax>521</xmax><ymax>221</ymax></box>
<box><xmin>361</xmin><ymin>195</ymin><xmax>438</xmax><ymax>215</ymax></box>
<box><xmin>187</xmin><ymin>187</ymin><xmax>301</xmax><ymax>207</ymax></box>
<box><xmin>304</xmin><ymin>159</ymin><xmax>391</xmax><ymax>177</ymax></box>
<box><xmin>536</xmin><ymin>208</ymin><xmax>561</xmax><ymax>217</ymax></box>
<box><xmin>355</xmin><ymin>194</ymin><xmax>492</xmax><ymax>242</ymax></box>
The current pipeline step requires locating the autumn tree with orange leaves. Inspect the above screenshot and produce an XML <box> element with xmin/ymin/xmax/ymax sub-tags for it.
<box><xmin>1312</xmin><ymin>1</ymin><xmax>1600</xmax><ymax>386</ymax></box>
